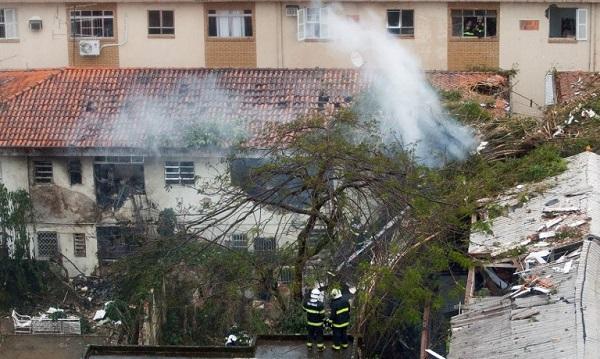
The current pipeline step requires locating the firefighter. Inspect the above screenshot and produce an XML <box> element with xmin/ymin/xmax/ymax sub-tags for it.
<box><xmin>303</xmin><ymin>288</ymin><xmax>325</xmax><ymax>351</ymax></box>
<box><xmin>329</xmin><ymin>288</ymin><xmax>350</xmax><ymax>350</ymax></box>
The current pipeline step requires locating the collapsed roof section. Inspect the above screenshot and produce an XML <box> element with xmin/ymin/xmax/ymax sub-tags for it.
<box><xmin>449</xmin><ymin>238</ymin><xmax>600</xmax><ymax>359</ymax></box>
<box><xmin>0</xmin><ymin>68</ymin><xmax>508</xmax><ymax>150</ymax></box>
<box><xmin>469</xmin><ymin>151</ymin><xmax>600</xmax><ymax>258</ymax></box>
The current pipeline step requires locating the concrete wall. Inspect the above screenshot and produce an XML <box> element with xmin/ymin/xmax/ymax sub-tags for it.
<box><xmin>0</xmin><ymin>334</ymin><xmax>109</xmax><ymax>359</ymax></box>
<box><xmin>499</xmin><ymin>2</ymin><xmax>599</xmax><ymax>116</ymax></box>
<box><xmin>0</xmin><ymin>3</ymin><xmax>68</xmax><ymax>70</ymax></box>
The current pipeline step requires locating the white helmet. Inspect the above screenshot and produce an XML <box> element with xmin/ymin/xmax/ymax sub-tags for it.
<box><xmin>310</xmin><ymin>288</ymin><xmax>321</xmax><ymax>300</ymax></box>
<box><xmin>331</xmin><ymin>288</ymin><xmax>342</xmax><ymax>299</ymax></box>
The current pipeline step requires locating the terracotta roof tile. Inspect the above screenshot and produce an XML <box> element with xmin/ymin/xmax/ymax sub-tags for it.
<box><xmin>0</xmin><ymin>68</ymin><xmax>507</xmax><ymax>149</ymax></box>
<box><xmin>555</xmin><ymin>71</ymin><xmax>600</xmax><ymax>104</ymax></box>
<box><xmin>0</xmin><ymin>69</ymin><xmax>61</xmax><ymax>104</ymax></box>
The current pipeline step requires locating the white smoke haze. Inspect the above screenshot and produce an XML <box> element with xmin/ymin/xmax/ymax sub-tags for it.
<box><xmin>326</xmin><ymin>7</ymin><xmax>477</xmax><ymax>165</ymax></box>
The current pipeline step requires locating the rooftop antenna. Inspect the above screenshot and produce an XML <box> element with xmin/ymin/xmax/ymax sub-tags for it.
<box><xmin>350</xmin><ymin>51</ymin><xmax>365</xmax><ymax>68</ymax></box>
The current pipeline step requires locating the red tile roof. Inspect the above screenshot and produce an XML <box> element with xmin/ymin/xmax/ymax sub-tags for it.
<box><xmin>0</xmin><ymin>70</ymin><xmax>60</xmax><ymax>104</ymax></box>
<box><xmin>0</xmin><ymin>68</ymin><xmax>508</xmax><ymax>149</ymax></box>
<box><xmin>555</xmin><ymin>71</ymin><xmax>600</xmax><ymax>104</ymax></box>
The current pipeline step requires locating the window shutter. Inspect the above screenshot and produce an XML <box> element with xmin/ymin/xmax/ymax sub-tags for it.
<box><xmin>320</xmin><ymin>7</ymin><xmax>329</xmax><ymax>39</ymax></box>
<box><xmin>5</xmin><ymin>9</ymin><xmax>18</xmax><ymax>39</ymax></box>
<box><xmin>576</xmin><ymin>8</ymin><xmax>588</xmax><ymax>41</ymax></box>
<box><xmin>297</xmin><ymin>8</ymin><xmax>305</xmax><ymax>41</ymax></box>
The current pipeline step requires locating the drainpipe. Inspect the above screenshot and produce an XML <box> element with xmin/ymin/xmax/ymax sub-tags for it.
<box><xmin>589</xmin><ymin>5</ymin><xmax>594</xmax><ymax>71</ymax></box>
<box><xmin>593</xmin><ymin>4</ymin><xmax>598</xmax><ymax>71</ymax></box>
<box><xmin>101</xmin><ymin>14</ymin><xmax>128</xmax><ymax>52</ymax></box>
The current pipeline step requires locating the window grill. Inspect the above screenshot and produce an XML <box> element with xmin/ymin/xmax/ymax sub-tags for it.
<box><xmin>230</xmin><ymin>233</ymin><xmax>248</xmax><ymax>250</ymax></box>
<box><xmin>73</xmin><ymin>233</ymin><xmax>86</xmax><ymax>257</ymax></box>
<box><xmin>148</xmin><ymin>10</ymin><xmax>174</xmax><ymax>35</ymax></box>
<box><xmin>165</xmin><ymin>161</ymin><xmax>195</xmax><ymax>185</ymax></box>
<box><xmin>37</xmin><ymin>232</ymin><xmax>58</xmax><ymax>258</ymax></box>
<box><xmin>279</xmin><ymin>266</ymin><xmax>294</xmax><ymax>284</ymax></box>
<box><xmin>70</xmin><ymin>10</ymin><xmax>114</xmax><ymax>38</ymax></box>
<box><xmin>254</xmin><ymin>237</ymin><xmax>276</xmax><ymax>253</ymax></box>
<box><xmin>34</xmin><ymin>160</ymin><xmax>53</xmax><ymax>184</ymax></box>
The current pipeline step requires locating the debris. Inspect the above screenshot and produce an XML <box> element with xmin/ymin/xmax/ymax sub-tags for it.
<box><xmin>476</xmin><ymin>141</ymin><xmax>488</xmax><ymax>153</ymax></box>
<box><xmin>568</xmin><ymin>220</ymin><xmax>587</xmax><ymax>228</ymax></box>
<box><xmin>562</xmin><ymin>260</ymin><xmax>573</xmax><ymax>274</ymax></box>
<box><xmin>511</xmin><ymin>308</ymin><xmax>540</xmax><ymax>320</ymax></box>
<box><xmin>533</xmin><ymin>242</ymin><xmax>549</xmax><ymax>247</ymax></box>
<box><xmin>525</xmin><ymin>250</ymin><xmax>550</xmax><ymax>264</ymax></box>
<box><xmin>540</xmin><ymin>217</ymin><xmax>564</xmax><ymax>231</ymax></box>
<box><xmin>93</xmin><ymin>309</ymin><xmax>106</xmax><ymax>321</ymax></box>
<box><xmin>484</xmin><ymin>267</ymin><xmax>509</xmax><ymax>290</ymax></box>
<box><xmin>539</xmin><ymin>231</ymin><xmax>556</xmax><ymax>240</ymax></box>
<box><xmin>532</xmin><ymin>286</ymin><xmax>550</xmax><ymax>294</ymax></box>
<box><xmin>543</xmin><ymin>207</ymin><xmax>580</xmax><ymax>214</ymax></box>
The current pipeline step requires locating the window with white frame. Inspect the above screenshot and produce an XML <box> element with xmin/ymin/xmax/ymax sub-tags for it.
<box><xmin>165</xmin><ymin>161</ymin><xmax>195</xmax><ymax>185</ymax></box>
<box><xmin>451</xmin><ymin>9</ymin><xmax>497</xmax><ymax>38</ymax></box>
<box><xmin>70</xmin><ymin>10</ymin><xmax>114</xmax><ymax>38</ymax></box>
<box><xmin>34</xmin><ymin>160</ymin><xmax>53</xmax><ymax>184</ymax></box>
<box><xmin>73</xmin><ymin>233</ymin><xmax>86</xmax><ymax>257</ymax></box>
<box><xmin>0</xmin><ymin>9</ymin><xmax>18</xmax><ymax>39</ymax></box>
<box><xmin>207</xmin><ymin>10</ymin><xmax>252</xmax><ymax>38</ymax></box>
<box><xmin>549</xmin><ymin>7</ymin><xmax>587</xmax><ymax>40</ymax></box>
<box><xmin>387</xmin><ymin>10</ymin><xmax>414</xmax><ymax>36</ymax></box>
<box><xmin>148</xmin><ymin>10</ymin><xmax>174</xmax><ymax>35</ymax></box>
<box><xmin>38</xmin><ymin>232</ymin><xmax>59</xmax><ymax>258</ymax></box>
<box><xmin>297</xmin><ymin>7</ymin><xmax>329</xmax><ymax>41</ymax></box>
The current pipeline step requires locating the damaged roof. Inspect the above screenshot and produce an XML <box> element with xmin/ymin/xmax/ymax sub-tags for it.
<box><xmin>469</xmin><ymin>151</ymin><xmax>600</xmax><ymax>258</ymax></box>
<box><xmin>0</xmin><ymin>68</ymin><xmax>508</xmax><ymax>149</ymax></box>
<box><xmin>448</xmin><ymin>239</ymin><xmax>600</xmax><ymax>359</ymax></box>
<box><xmin>554</xmin><ymin>71</ymin><xmax>600</xmax><ymax>104</ymax></box>
<box><xmin>0</xmin><ymin>69</ymin><xmax>60</xmax><ymax>104</ymax></box>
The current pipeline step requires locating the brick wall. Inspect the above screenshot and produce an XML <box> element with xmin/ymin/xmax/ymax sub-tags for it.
<box><xmin>67</xmin><ymin>3</ymin><xmax>120</xmax><ymax>67</ymax></box>
<box><xmin>447</xmin><ymin>2</ymin><xmax>499</xmax><ymax>71</ymax></box>
<box><xmin>205</xmin><ymin>3</ymin><xmax>256</xmax><ymax>68</ymax></box>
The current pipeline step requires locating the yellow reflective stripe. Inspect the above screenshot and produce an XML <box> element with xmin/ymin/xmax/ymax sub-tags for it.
<box><xmin>303</xmin><ymin>307</ymin><xmax>325</xmax><ymax>314</ymax></box>
<box><xmin>332</xmin><ymin>345</ymin><xmax>341</xmax><ymax>350</ymax></box>
<box><xmin>336</xmin><ymin>307</ymin><xmax>349</xmax><ymax>315</ymax></box>
<box><xmin>333</xmin><ymin>322</ymin><xmax>350</xmax><ymax>328</ymax></box>
<box><xmin>307</xmin><ymin>321</ymin><xmax>323</xmax><ymax>326</ymax></box>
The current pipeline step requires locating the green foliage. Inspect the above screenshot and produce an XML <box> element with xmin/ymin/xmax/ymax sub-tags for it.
<box><xmin>157</xmin><ymin>208</ymin><xmax>177</xmax><ymax>237</ymax></box>
<box><xmin>452</xmin><ymin>101</ymin><xmax>492</xmax><ymax>122</ymax></box>
<box><xmin>439</xmin><ymin>90</ymin><xmax>462</xmax><ymax>102</ymax></box>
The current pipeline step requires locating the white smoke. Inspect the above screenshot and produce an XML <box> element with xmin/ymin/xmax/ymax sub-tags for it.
<box><xmin>327</xmin><ymin>8</ymin><xmax>476</xmax><ymax>165</ymax></box>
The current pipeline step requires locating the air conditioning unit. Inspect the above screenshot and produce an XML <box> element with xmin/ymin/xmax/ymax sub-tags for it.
<box><xmin>79</xmin><ymin>40</ymin><xmax>100</xmax><ymax>56</ymax></box>
<box><xmin>28</xmin><ymin>16</ymin><xmax>43</xmax><ymax>31</ymax></box>
<box><xmin>286</xmin><ymin>5</ymin><xmax>299</xmax><ymax>16</ymax></box>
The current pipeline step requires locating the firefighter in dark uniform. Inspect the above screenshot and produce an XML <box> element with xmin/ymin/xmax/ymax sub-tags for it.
<box><xmin>303</xmin><ymin>288</ymin><xmax>325</xmax><ymax>351</ymax></box>
<box><xmin>329</xmin><ymin>288</ymin><xmax>350</xmax><ymax>350</ymax></box>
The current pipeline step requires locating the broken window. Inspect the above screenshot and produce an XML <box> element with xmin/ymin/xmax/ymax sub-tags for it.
<box><xmin>34</xmin><ymin>160</ymin><xmax>53</xmax><ymax>184</ymax></box>
<box><xmin>208</xmin><ymin>9</ymin><xmax>252</xmax><ymax>37</ymax></box>
<box><xmin>386</xmin><ymin>9</ymin><xmax>414</xmax><ymax>36</ymax></box>
<box><xmin>297</xmin><ymin>7</ymin><xmax>329</xmax><ymax>41</ymax></box>
<box><xmin>230</xmin><ymin>158</ymin><xmax>311</xmax><ymax>208</ymax></box>
<box><xmin>37</xmin><ymin>231</ymin><xmax>58</xmax><ymax>258</ymax></box>
<box><xmin>229</xmin><ymin>233</ymin><xmax>248</xmax><ymax>251</ymax></box>
<box><xmin>68</xmin><ymin>159</ymin><xmax>82</xmax><ymax>185</ymax></box>
<box><xmin>96</xmin><ymin>226</ymin><xmax>138</xmax><ymax>261</ymax></box>
<box><xmin>73</xmin><ymin>233</ymin><xmax>86</xmax><ymax>257</ymax></box>
<box><xmin>148</xmin><ymin>10</ymin><xmax>174</xmax><ymax>35</ymax></box>
<box><xmin>94</xmin><ymin>156</ymin><xmax>145</xmax><ymax>209</ymax></box>
<box><xmin>548</xmin><ymin>7</ymin><xmax>586</xmax><ymax>40</ymax></box>
<box><xmin>164</xmin><ymin>161</ymin><xmax>195</xmax><ymax>185</ymax></box>
<box><xmin>451</xmin><ymin>9</ymin><xmax>496</xmax><ymax>38</ymax></box>
<box><xmin>254</xmin><ymin>237</ymin><xmax>276</xmax><ymax>253</ymax></box>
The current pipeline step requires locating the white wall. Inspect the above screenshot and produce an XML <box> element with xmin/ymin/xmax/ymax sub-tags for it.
<box><xmin>499</xmin><ymin>3</ymin><xmax>596</xmax><ymax>116</ymax></box>
<box><xmin>0</xmin><ymin>3</ymin><xmax>68</xmax><ymax>69</ymax></box>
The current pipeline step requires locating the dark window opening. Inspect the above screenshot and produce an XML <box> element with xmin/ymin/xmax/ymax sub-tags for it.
<box><xmin>94</xmin><ymin>156</ymin><xmax>145</xmax><ymax>210</ymax></box>
<box><xmin>451</xmin><ymin>9</ymin><xmax>497</xmax><ymax>38</ymax></box>
<box><xmin>254</xmin><ymin>237</ymin><xmax>276</xmax><ymax>253</ymax></box>
<box><xmin>34</xmin><ymin>160</ymin><xmax>53</xmax><ymax>184</ymax></box>
<box><xmin>96</xmin><ymin>226</ymin><xmax>138</xmax><ymax>261</ymax></box>
<box><xmin>68</xmin><ymin>159</ymin><xmax>82</xmax><ymax>185</ymax></box>
<box><xmin>230</xmin><ymin>158</ymin><xmax>311</xmax><ymax>208</ymax></box>
<box><xmin>549</xmin><ymin>7</ymin><xmax>576</xmax><ymax>38</ymax></box>
<box><xmin>229</xmin><ymin>233</ymin><xmax>248</xmax><ymax>251</ymax></box>
<box><xmin>148</xmin><ymin>10</ymin><xmax>175</xmax><ymax>35</ymax></box>
<box><xmin>73</xmin><ymin>233</ymin><xmax>86</xmax><ymax>257</ymax></box>
<box><xmin>386</xmin><ymin>9</ymin><xmax>414</xmax><ymax>36</ymax></box>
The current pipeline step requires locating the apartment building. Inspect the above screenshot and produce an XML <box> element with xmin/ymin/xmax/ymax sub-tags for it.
<box><xmin>0</xmin><ymin>1</ymin><xmax>598</xmax><ymax>115</ymax></box>
<box><xmin>0</xmin><ymin>67</ymin><xmax>507</xmax><ymax>276</ymax></box>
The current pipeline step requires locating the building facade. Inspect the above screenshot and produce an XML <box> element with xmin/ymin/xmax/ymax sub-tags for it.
<box><xmin>0</xmin><ymin>1</ymin><xmax>598</xmax><ymax>115</ymax></box>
